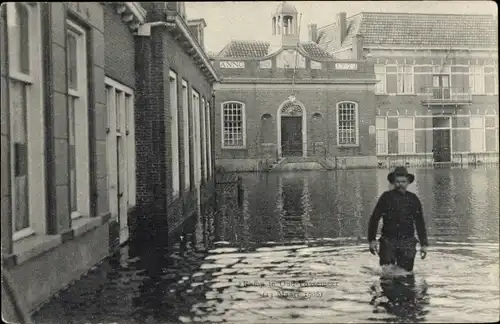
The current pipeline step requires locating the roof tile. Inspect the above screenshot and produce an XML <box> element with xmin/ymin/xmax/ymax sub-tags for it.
<box><xmin>317</xmin><ymin>12</ymin><xmax>497</xmax><ymax>51</ymax></box>
<box><xmin>216</xmin><ymin>40</ymin><xmax>335</xmax><ymax>60</ymax></box>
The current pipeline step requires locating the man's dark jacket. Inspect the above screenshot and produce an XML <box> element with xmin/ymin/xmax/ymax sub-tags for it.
<box><xmin>368</xmin><ymin>189</ymin><xmax>428</xmax><ymax>246</ymax></box>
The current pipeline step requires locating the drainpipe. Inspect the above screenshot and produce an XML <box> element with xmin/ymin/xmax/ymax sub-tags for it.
<box><xmin>134</xmin><ymin>22</ymin><xmax>169</xmax><ymax>37</ymax></box>
<box><xmin>212</xmin><ymin>90</ymin><xmax>217</xmax><ymax>210</ymax></box>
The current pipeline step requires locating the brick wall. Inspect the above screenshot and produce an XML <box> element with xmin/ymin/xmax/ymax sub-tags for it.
<box><xmin>212</xmin><ymin>57</ymin><xmax>375</xmax><ymax>81</ymax></box>
<box><xmin>103</xmin><ymin>4</ymin><xmax>135</xmax><ymax>88</ymax></box>
<box><xmin>134</xmin><ymin>3</ymin><xmax>215</xmax><ymax>242</ymax></box>
<box><xmin>214</xmin><ymin>86</ymin><xmax>377</xmax><ymax>160</ymax></box>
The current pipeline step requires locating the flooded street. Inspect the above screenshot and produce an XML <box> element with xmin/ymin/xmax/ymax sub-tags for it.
<box><xmin>33</xmin><ymin>167</ymin><xmax>499</xmax><ymax>323</ymax></box>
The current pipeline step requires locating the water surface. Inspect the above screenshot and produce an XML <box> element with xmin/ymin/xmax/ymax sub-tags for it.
<box><xmin>33</xmin><ymin>167</ymin><xmax>500</xmax><ymax>323</ymax></box>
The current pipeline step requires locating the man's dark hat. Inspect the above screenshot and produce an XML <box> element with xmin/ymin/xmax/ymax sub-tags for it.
<box><xmin>387</xmin><ymin>166</ymin><xmax>415</xmax><ymax>184</ymax></box>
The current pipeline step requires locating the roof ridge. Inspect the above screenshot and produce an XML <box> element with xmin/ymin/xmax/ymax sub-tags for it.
<box><xmin>229</xmin><ymin>39</ymin><xmax>270</xmax><ymax>44</ymax></box>
<box><xmin>361</xmin><ymin>11</ymin><xmax>496</xmax><ymax>17</ymax></box>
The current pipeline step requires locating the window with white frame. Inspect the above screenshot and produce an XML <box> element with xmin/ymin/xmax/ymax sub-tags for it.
<box><xmin>397</xmin><ymin>65</ymin><xmax>414</xmax><ymax>94</ymax></box>
<box><xmin>7</xmin><ymin>3</ymin><xmax>45</xmax><ymax>240</ymax></box>
<box><xmin>450</xmin><ymin>66</ymin><xmax>470</xmax><ymax>94</ymax></box>
<box><xmin>169</xmin><ymin>71</ymin><xmax>180</xmax><ymax>196</ymax></box>
<box><xmin>385</xmin><ymin>65</ymin><xmax>398</xmax><ymax>94</ymax></box>
<box><xmin>181</xmin><ymin>80</ymin><xmax>190</xmax><ymax>190</ymax></box>
<box><xmin>383</xmin><ymin>65</ymin><xmax>415</xmax><ymax>95</ymax></box>
<box><xmin>413</xmin><ymin>65</ymin><xmax>433</xmax><ymax>94</ymax></box>
<box><xmin>105</xmin><ymin>78</ymin><xmax>136</xmax><ymax>218</ymax></box>
<box><xmin>374</xmin><ymin>64</ymin><xmax>386</xmax><ymax>94</ymax></box>
<box><xmin>201</xmin><ymin>97</ymin><xmax>207</xmax><ymax>181</ymax></box>
<box><xmin>470</xmin><ymin>65</ymin><xmax>484</xmax><ymax>94</ymax></box>
<box><xmin>397</xmin><ymin>117</ymin><xmax>415</xmax><ymax>154</ymax></box>
<box><xmin>221</xmin><ymin>102</ymin><xmax>245</xmax><ymax>148</ymax></box>
<box><xmin>483</xmin><ymin>66</ymin><xmax>498</xmax><ymax>95</ymax></box>
<box><xmin>206</xmin><ymin>101</ymin><xmax>212</xmax><ymax>178</ymax></box>
<box><xmin>66</xmin><ymin>20</ymin><xmax>90</xmax><ymax>220</ymax></box>
<box><xmin>192</xmin><ymin>90</ymin><xmax>202</xmax><ymax>185</ymax></box>
<box><xmin>375</xmin><ymin>116</ymin><xmax>388</xmax><ymax>154</ymax></box>
<box><xmin>470</xmin><ymin>116</ymin><xmax>485</xmax><ymax>152</ymax></box>
<box><xmin>337</xmin><ymin>102</ymin><xmax>359</xmax><ymax>146</ymax></box>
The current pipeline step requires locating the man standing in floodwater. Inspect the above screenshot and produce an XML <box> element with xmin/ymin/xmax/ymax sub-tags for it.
<box><xmin>368</xmin><ymin>167</ymin><xmax>428</xmax><ymax>272</ymax></box>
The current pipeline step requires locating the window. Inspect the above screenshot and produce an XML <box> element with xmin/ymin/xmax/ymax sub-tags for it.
<box><xmin>469</xmin><ymin>65</ymin><xmax>497</xmax><ymax>95</ymax></box>
<box><xmin>374</xmin><ymin>64</ymin><xmax>386</xmax><ymax>94</ymax></box>
<box><xmin>484</xmin><ymin>66</ymin><xmax>498</xmax><ymax>95</ymax></box>
<box><xmin>383</xmin><ymin>65</ymin><xmax>416</xmax><ymax>95</ymax></box>
<box><xmin>413</xmin><ymin>65</ymin><xmax>433</xmax><ymax>94</ymax></box>
<box><xmin>169</xmin><ymin>71</ymin><xmax>180</xmax><ymax>196</ymax></box>
<box><xmin>398</xmin><ymin>117</ymin><xmax>415</xmax><ymax>154</ymax></box>
<box><xmin>385</xmin><ymin>65</ymin><xmax>398</xmax><ymax>94</ymax></box>
<box><xmin>192</xmin><ymin>90</ymin><xmax>202</xmax><ymax>185</ymax></box>
<box><xmin>221</xmin><ymin>102</ymin><xmax>246</xmax><ymax>148</ymax></box>
<box><xmin>7</xmin><ymin>3</ymin><xmax>45</xmax><ymax>241</ymax></box>
<box><xmin>105</xmin><ymin>78</ymin><xmax>136</xmax><ymax>221</ymax></box>
<box><xmin>66</xmin><ymin>20</ymin><xmax>89</xmax><ymax>220</ymax></box>
<box><xmin>181</xmin><ymin>80</ymin><xmax>190</xmax><ymax>190</ymax></box>
<box><xmin>451</xmin><ymin>66</ymin><xmax>470</xmax><ymax>94</ymax></box>
<box><xmin>469</xmin><ymin>65</ymin><xmax>484</xmax><ymax>94</ymax></box>
<box><xmin>201</xmin><ymin>97</ymin><xmax>207</xmax><ymax>181</ymax></box>
<box><xmin>336</xmin><ymin>102</ymin><xmax>359</xmax><ymax>146</ymax></box>
<box><xmin>470</xmin><ymin>116</ymin><xmax>485</xmax><ymax>152</ymax></box>
<box><xmin>375</xmin><ymin>117</ymin><xmax>388</xmax><ymax>154</ymax></box>
<box><xmin>206</xmin><ymin>101</ymin><xmax>212</xmax><ymax>178</ymax></box>
<box><xmin>397</xmin><ymin>65</ymin><xmax>414</xmax><ymax>94</ymax></box>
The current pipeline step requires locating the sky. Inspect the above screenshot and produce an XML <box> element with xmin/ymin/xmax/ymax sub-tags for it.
<box><xmin>185</xmin><ymin>1</ymin><xmax>498</xmax><ymax>54</ymax></box>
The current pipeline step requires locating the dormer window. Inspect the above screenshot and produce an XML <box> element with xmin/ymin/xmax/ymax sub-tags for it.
<box><xmin>177</xmin><ymin>2</ymin><xmax>186</xmax><ymax>20</ymax></box>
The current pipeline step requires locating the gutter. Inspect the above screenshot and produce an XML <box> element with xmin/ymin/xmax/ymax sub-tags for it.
<box><xmin>135</xmin><ymin>15</ymin><xmax>220</xmax><ymax>83</ymax></box>
<box><xmin>124</xmin><ymin>2</ymin><xmax>146</xmax><ymax>24</ymax></box>
<box><xmin>170</xmin><ymin>14</ymin><xmax>220</xmax><ymax>82</ymax></box>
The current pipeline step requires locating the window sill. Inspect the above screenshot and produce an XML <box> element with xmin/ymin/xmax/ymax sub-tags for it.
<box><xmin>3</xmin><ymin>213</ymin><xmax>111</xmax><ymax>269</ymax></box>
<box><xmin>222</xmin><ymin>146</ymin><xmax>247</xmax><ymax>150</ymax></box>
<box><xmin>338</xmin><ymin>144</ymin><xmax>360</xmax><ymax>148</ymax></box>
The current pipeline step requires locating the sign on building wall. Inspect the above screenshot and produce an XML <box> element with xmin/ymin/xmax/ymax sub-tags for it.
<box><xmin>259</xmin><ymin>60</ymin><xmax>272</xmax><ymax>69</ymax></box>
<box><xmin>335</xmin><ymin>63</ymin><xmax>358</xmax><ymax>70</ymax></box>
<box><xmin>310</xmin><ymin>60</ymin><xmax>322</xmax><ymax>69</ymax></box>
<box><xmin>220</xmin><ymin>61</ymin><xmax>245</xmax><ymax>69</ymax></box>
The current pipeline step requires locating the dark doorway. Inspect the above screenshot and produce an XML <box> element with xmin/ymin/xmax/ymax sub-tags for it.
<box><xmin>281</xmin><ymin>116</ymin><xmax>302</xmax><ymax>156</ymax></box>
<box><xmin>433</xmin><ymin>129</ymin><xmax>451</xmax><ymax>162</ymax></box>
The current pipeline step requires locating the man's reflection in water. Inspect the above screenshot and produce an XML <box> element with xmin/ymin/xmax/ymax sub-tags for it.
<box><xmin>370</xmin><ymin>275</ymin><xmax>429</xmax><ymax>321</ymax></box>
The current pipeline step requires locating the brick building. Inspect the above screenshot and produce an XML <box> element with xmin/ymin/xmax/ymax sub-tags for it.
<box><xmin>211</xmin><ymin>2</ymin><xmax>378</xmax><ymax>171</ymax></box>
<box><xmin>316</xmin><ymin>12</ymin><xmax>499</xmax><ymax>166</ymax></box>
<box><xmin>1</xmin><ymin>2</ymin><xmax>217</xmax><ymax>317</ymax></box>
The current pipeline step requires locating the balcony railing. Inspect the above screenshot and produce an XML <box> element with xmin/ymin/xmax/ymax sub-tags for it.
<box><xmin>421</xmin><ymin>87</ymin><xmax>472</xmax><ymax>105</ymax></box>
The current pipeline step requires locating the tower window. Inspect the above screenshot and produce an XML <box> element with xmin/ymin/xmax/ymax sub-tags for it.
<box><xmin>283</xmin><ymin>15</ymin><xmax>293</xmax><ymax>35</ymax></box>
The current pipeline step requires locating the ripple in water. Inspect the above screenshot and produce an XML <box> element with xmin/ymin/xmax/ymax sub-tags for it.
<box><xmin>33</xmin><ymin>168</ymin><xmax>499</xmax><ymax>323</ymax></box>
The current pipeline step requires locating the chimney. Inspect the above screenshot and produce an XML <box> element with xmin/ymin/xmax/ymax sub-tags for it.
<box><xmin>352</xmin><ymin>34</ymin><xmax>364</xmax><ymax>60</ymax></box>
<box><xmin>336</xmin><ymin>12</ymin><xmax>347</xmax><ymax>48</ymax></box>
<box><xmin>308</xmin><ymin>24</ymin><xmax>318</xmax><ymax>42</ymax></box>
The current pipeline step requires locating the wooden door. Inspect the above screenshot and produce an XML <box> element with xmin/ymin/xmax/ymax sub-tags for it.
<box><xmin>281</xmin><ymin>116</ymin><xmax>302</xmax><ymax>156</ymax></box>
<box><xmin>433</xmin><ymin>129</ymin><xmax>451</xmax><ymax>162</ymax></box>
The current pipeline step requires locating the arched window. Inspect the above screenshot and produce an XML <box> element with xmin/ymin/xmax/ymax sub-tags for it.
<box><xmin>283</xmin><ymin>15</ymin><xmax>293</xmax><ymax>35</ymax></box>
<box><xmin>336</xmin><ymin>101</ymin><xmax>359</xmax><ymax>146</ymax></box>
<box><xmin>221</xmin><ymin>101</ymin><xmax>246</xmax><ymax>148</ymax></box>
